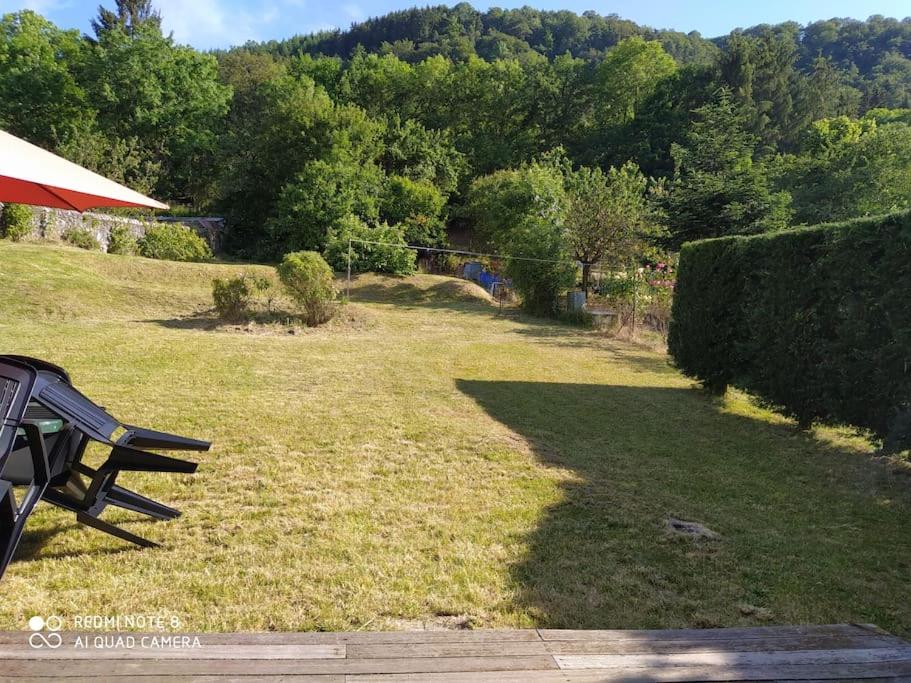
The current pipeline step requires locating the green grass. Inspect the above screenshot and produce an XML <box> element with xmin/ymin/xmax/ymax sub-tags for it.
<box><xmin>1</xmin><ymin>242</ymin><xmax>909</xmax><ymax>636</ymax></box>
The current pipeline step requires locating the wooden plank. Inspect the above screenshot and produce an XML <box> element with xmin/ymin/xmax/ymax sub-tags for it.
<box><xmin>0</xmin><ymin>643</ymin><xmax>345</xmax><ymax>660</ymax></box>
<box><xmin>9</xmin><ymin>678</ymin><xmax>344</xmax><ymax>683</ymax></box>
<box><xmin>554</xmin><ymin>646</ymin><xmax>911</xmax><ymax>670</ymax></box>
<box><xmin>0</xmin><ymin>629</ymin><xmax>542</xmax><ymax>647</ymax></box>
<box><xmin>0</xmin><ymin>631</ymin><xmax>343</xmax><ymax>645</ymax></box>
<box><xmin>542</xmin><ymin>633</ymin><xmax>907</xmax><ymax>655</ymax></box>
<box><xmin>2</xmin><ymin>654</ymin><xmax>561</xmax><ymax>677</ymax></box>
<box><xmin>338</xmin><ymin>630</ymin><xmax>542</xmax><ymax>644</ymax></box>
<box><xmin>345</xmin><ymin>633</ymin><xmax>904</xmax><ymax>659</ymax></box>
<box><xmin>537</xmin><ymin>624</ymin><xmax>871</xmax><ymax>642</ymax></box>
<box><xmin>349</xmin><ymin>672</ymin><xmax>576</xmax><ymax>682</ymax></box>
<box><xmin>0</xmin><ymin>629</ymin><xmax>542</xmax><ymax>644</ymax></box>
<box><xmin>349</xmin><ymin>660</ymin><xmax>911</xmax><ymax>682</ymax></box>
<box><xmin>347</xmin><ymin>641</ymin><xmax>551</xmax><ymax>659</ymax></box>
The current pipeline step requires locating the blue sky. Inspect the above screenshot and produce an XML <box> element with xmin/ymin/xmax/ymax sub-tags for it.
<box><xmin>3</xmin><ymin>0</ymin><xmax>909</xmax><ymax>50</ymax></box>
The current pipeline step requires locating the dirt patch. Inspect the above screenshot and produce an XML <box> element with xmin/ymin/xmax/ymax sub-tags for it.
<box><xmin>387</xmin><ymin>615</ymin><xmax>477</xmax><ymax>631</ymax></box>
<box><xmin>665</xmin><ymin>517</ymin><xmax>721</xmax><ymax>540</ymax></box>
<box><xmin>210</xmin><ymin>304</ymin><xmax>376</xmax><ymax>336</ymax></box>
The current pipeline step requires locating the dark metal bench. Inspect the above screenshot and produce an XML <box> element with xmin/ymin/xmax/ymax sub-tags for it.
<box><xmin>0</xmin><ymin>355</ymin><xmax>209</xmax><ymax>580</ymax></box>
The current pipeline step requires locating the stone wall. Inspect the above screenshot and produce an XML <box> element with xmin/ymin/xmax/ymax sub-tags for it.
<box><xmin>1</xmin><ymin>204</ymin><xmax>225</xmax><ymax>253</ymax></box>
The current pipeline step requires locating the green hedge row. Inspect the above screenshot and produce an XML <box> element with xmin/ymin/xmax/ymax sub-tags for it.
<box><xmin>668</xmin><ymin>211</ymin><xmax>911</xmax><ymax>451</ymax></box>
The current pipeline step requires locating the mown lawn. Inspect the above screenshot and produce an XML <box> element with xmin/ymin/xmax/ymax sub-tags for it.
<box><xmin>0</xmin><ymin>242</ymin><xmax>908</xmax><ymax>636</ymax></box>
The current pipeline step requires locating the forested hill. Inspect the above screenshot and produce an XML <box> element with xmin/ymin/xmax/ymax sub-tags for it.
<box><xmin>3</xmin><ymin>1</ymin><xmax>911</xmax><ymax>262</ymax></box>
<box><xmin>243</xmin><ymin>4</ymin><xmax>718</xmax><ymax>64</ymax></box>
<box><xmin>244</xmin><ymin>5</ymin><xmax>911</xmax><ymax>78</ymax></box>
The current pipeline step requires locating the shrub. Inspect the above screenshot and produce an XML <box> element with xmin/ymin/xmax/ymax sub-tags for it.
<box><xmin>138</xmin><ymin>224</ymin><xmax>213</xmax><ymax>262</ymax></box>
<box><xmin>63</xmin><ymin>228</ymin><xmax>100</xmax><ymax>250</ymax></box>
<box><xmin>277</xmin><ymin>251</ymin><xmax>337</xmax><ymax>326</ymax></box>
<box><xmin>212</xmin><ymin>273</ymin><xmax>272</xmax><ymax>321</ymax></box>
<box><xmin>507</xmin><ymin>258</ymin><xmax>577</xmax><ymax>317</ymax></box>
<box><xmin>107</xmin><ymin>225</ymin><xmax>138</xmax><ymax>255</ymax></box>
<box><xmin>1</xmin><ymin>203</ymin><xmax>33</xmax><ymax>241</ymax></box>
<box><xmin>324</xmin><ymin>215</ymin><xmax>417</xmax><ymax>276</ymax></box>
<box><xmin>669</xmin><ymin>210</ymin><xmax>911</xmax><ymax>451</ymax></box>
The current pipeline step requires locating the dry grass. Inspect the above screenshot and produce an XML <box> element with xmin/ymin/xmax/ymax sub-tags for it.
<box><xmin>0</xmin><ymin>242</ymin><xmax>909</xmax><ymax>636</ymax></box>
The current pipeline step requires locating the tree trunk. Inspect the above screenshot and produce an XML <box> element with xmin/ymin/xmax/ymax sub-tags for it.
<box><xmin>581</xmin><ymin>262</ymin><xmax>591</xmax><ymax>294</ymax></box>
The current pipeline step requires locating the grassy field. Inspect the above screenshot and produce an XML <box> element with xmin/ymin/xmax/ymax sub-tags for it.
<box><xmin>0</xmin><ymin>241</ymin><xmax>909</xmax><ymax>636</ymax></box>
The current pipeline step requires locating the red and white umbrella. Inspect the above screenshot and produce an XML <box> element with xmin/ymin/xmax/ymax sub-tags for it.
<box><xmin>0</xmin><ymin>129</ymin><xmax>168</xmax><ymax>211</ymax></box>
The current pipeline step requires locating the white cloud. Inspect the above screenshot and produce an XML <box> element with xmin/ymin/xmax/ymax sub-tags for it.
<box><xmin>20</xmin><ymin>0</ymin><xmax>69</xmax><ymax>13</ymax></box>
<box><xmin>155</xmin><ymin>0</ymin><xmax>281</xmax><ymax>49</ymax></box>
<box><xmin>342</xmin><ymin>3</ymin><xmax>364</xmax><ymax>21</ymax></box>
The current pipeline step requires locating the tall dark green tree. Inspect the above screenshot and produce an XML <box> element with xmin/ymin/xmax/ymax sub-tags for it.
<box><xmin>83</xmin><ymin>7</ymin><xmax>231</xmax><ymax>205</ymax></box>
<box><xmin>662</xmin><ymin>90</ymin><xmax>792</xmax><ymax>246</ymax></box>
<box><xmin>0</xmin><ymin>12</ymin><xmax>93</xmax><ymax>150</ymax></box>
<box><xmin>91</xmin><ymin>0</ymin><xmax>161</xmax><ymax>39</ymax></box>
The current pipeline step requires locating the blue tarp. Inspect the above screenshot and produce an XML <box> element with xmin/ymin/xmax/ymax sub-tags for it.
<box><xmin>464</xmin><ymin>261</ymin><xmax>508</xmax><ymax>294</ymax></box>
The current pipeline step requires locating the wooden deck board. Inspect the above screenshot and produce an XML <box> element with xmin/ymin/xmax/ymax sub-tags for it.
<box><xmin>2</xmin><ymin>624</ymin><xmax>908</xmax><ymax>680</ymax></box>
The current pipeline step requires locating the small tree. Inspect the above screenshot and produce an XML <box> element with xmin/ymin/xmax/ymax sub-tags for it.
<box><xmin>564</xmin><ymin>162</ymin><xmax>660</xmax><ymax>293</ymax></box>
<box><xmin>277</xmin><ymin>251</ymin><xmax>337</xmax><ymax>326</ymax></box>
<box><xmin>379</xmin><ymin>175</ymin><xmax>447</xmax><ymax>247</ymax></box>
<box><xmin>469</xmin><ymin>163</ymin><xmax>575</xmax><ymax>316</ymax></box>
<box><xmin>662</xmin><ymin>89</ymin><xmax>792</xmax><ymax>247</ymax></box>
<box><xmin>266</xmin><ymin>159</ymin><xmax>382</xmax><ymax>254</ymax></box>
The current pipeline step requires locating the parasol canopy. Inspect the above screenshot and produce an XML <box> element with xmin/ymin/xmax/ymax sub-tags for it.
<box><xmin>0</xmin><ymin>129</ymin><xmax>168</xmax><ymax>211</ymax></box>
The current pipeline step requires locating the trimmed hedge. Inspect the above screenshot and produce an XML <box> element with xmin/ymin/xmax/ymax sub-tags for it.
<box><xmin>669</xmin><ymin>211</ymin><xmax>911</xmax><ymax>450</ymax></box>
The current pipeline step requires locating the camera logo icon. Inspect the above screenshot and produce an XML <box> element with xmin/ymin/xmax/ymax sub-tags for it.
<box><xmin>28</xmin><ymin>615</ymin><xmax>63</xmax><ymax>649</ymax></box>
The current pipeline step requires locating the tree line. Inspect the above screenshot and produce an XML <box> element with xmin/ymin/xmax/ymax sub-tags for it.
<box><xmin>1</xmin><ymin>1</ymin><xmax>910</xmax><ymax>269</ymax></box>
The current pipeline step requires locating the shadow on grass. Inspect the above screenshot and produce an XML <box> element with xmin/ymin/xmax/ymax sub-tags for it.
<box><xmin>141</xmin><ymin>315</ymin><xmax>219</xmax><ymax>330</ymax></box>
<box><xmin>13</xmin><ymin>522</ymin><xmax>76</xmax><ymax>562</ymax></box>
<box><xmin>456</xmin><ymin>379</ymin><xmax>910</xmax><ymax>632</ymax></box>
<box><xmin>141</xmin><ymin>309</ymin><xmax>303</xmax><ymax>331</ymax></box>
<box><xmin>15</xmin><ymin>518</ymin><xmax>156</xmax><ymax>563</ymax></box>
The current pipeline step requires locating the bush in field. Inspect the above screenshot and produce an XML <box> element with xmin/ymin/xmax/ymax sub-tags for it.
<box><xmin>63</xmin><ymin>228</ymin><xmax>100</xmax><ymax>250</ymax></box>
<box><xmin>107</xmin><ymin>225</ymin><xmax>138</xmax><ymax>255</ymax></box>
<box><xmin>324</xmin><ymin>214</ymin><xmax>416</xmax><ymax>276</ymax></box>
<box><xmin>139</xmin><ymin>224</ymin><xmax>212</xmax><ymax>262</ymax></box>
<box><xmin>1</xmin><ymin>203</ymin><xmax>33</xmax><ymax>241</ymax></box>
<box><xmin>277</xmin><ymin>251</ymin><xmax>337</xmax><ymax>326</ymax></box>
<box><xmin>669</xmin><ymin>210</ymin><xmax>911</xmax><ymax>451</ymax></box>
<box><xmin>212</xmin><ymin>273</ymin><xmax>272</xmax><ymax>321</ymax></box>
